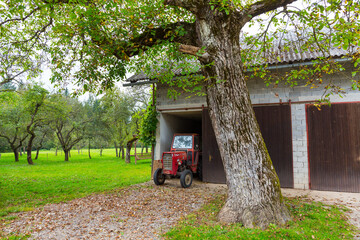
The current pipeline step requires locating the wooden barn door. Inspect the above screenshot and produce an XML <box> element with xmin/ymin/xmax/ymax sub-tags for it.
<box><xmin>307</xmin><ymin>103</ymin><xmax>360</xmax><ymax>192</ymax></box>
<box><xmin>201</xmin><ymin>106</ymin><xmax>293</xmax><ymax>186</ymax></box>
<box><xmin>202</xmin><ymin>109</ymin><xmax>226</xmax><ymax>184</ymax></box>
<box><xmin>254</xmin><ymin>105</ymin><xmax>294</xmax><ymax>188</ymax></box>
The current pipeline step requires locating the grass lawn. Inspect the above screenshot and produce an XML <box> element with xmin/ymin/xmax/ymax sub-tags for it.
<box><xmin>165</xmin><ymin>195</ymin><xmax>358</xmax><ymax>239</ymax></box>
<box><xmin>0</xmin><ymin>148</ymin><xmax>151</xmax><ymax>218</ymax></box>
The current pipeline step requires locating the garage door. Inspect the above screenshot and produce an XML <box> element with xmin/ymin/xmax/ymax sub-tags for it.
<box><xmin>202</xmin><ymin>105</ymin><xmax>293</xmax><ymax>187</ymax></box>
<box><xmin>307</xmin><ymin>103</ymin><xmax>360</xmax><ymax>192</ymax></box>
<box><xmin>254</xmin><ymin>105</ymin><xmax>294</xmax><ymax>188</ymax></box>
<box><xmin>202</xmin><ymin>108</ymin><xmax>226</xmax><ymax>184</ymax></box>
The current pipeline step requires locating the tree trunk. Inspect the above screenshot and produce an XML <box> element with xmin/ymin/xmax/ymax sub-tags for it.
<box><xmin>64</xmin><ymin>150</ymin><xmax>69</xmax><ymax>161</ymax></box>
<box><xmin>121</xmin><ymin>145</ymin><xmax>125</xmax><ymax>159</ymax></box>
<box><xmin>114</xmin><ymin>142</ymin><xmax>118</xmax><ymax>157</ymax></box>
<box><xmin>77</xmin><ymin>146</ymin><xmax>80</xmax><ymax>154</ymax></box>
<box><xmin>88</xmin><ymin>139</ymin><xmax>91</xmax><ymax>159</ymax></box>
<box><xmin>100</xmin><ymin>147</ymin><xmax>103</xmax><ymax>157</ymax></box>
<box><xmin>141</xmin><ymin>143</ymin><xmax>144</xmax><ymax>156</ymax></box>
<box><xmin>146</xmin><ymin>145</ymin><xmax>148</xmax><ymax>153</ymax></box>
<box><xmin>19</xmin><ymin>147</ymin><xmax>22</xmax><ymax>156</ymax></box>
<box><xmin>125</xmin><ymin>137</ymin><xmax>138</xmax><ymax>163</ymax></box>
<box><xmin>26</xmin><ymin>134</ymin><xmax>35</xmax><ymax>165</ymax></box>
<box><xmin>195</xmin><ymin>12</ymin><xmax>290</xmax><ymax>228</ymax></box>
<box><xmin>55</xmin><ymin>147</ymin><xmax>58</xmax><ymax>156</ymax></box>
<box><xmin>13</xmin><ymin>148</ymin><xmax>19</xmax><ymax>162</ymax></box>
<box><xmin>125</xmin><ymin>145</ymin><xmax>131</xmax><ymax>163</ymax></box>
<box><xmin>35</xmin><ymin>147</ymin><xmax>40</xmax><ymax>160</ymax></box>
<box><xmin>69</xmin><ymin>150</ymin><xmax>71</xmax><ymax>158</ymax></box>
<box><xmin>22</xmin><ymin>146</ymin><xmax>25</xmax><ymax>155</ymax></box>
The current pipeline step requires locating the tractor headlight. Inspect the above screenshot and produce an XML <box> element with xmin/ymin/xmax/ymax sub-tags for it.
<box><xmin>177</xmin><ymin>159</ymin><xmax>181</xmax><ymax>165</ymax></box>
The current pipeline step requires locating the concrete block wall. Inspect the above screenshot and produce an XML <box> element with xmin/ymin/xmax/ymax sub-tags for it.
<box><xmin>291</xmin><ymin>104</ymin><xmax>309</xmax><ymax>189</ymax></box>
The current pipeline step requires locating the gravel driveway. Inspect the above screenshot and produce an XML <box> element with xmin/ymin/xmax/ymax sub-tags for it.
<box><xmin>1</xmin><ymin>182</ymin><xmax>360</xmax><ymax>239</ymax></box>
<box><xmin>0</xmin><ymin>180</ymin><xmax>226</xmax><ymax>239</ymax></box>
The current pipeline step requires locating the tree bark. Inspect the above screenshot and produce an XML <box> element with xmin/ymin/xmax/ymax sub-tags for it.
<box><xmin>64</xmin><ymin>150</ymin><xmax>69</xmax><ymax>161</ymax></box>
<box><xmin>35</xmin><ymin>147</ymin><xmax>40</xmax><ymax>160</ymax></box>
<box><xmin>121</xmin><ymin>145</ymin><xmax>125</xmax><ymax>159</ymax></box>
<box><xmin>13</xmin><ymin>148</ymin><xmax>19</xmax><ymax>162</ymax></box>
<box><xmin>19</xmin><ymin>148</ymin><xmax>22</xmax><ymax>156</ymax></box>
<box><xmin>146</xmin><ymin>145</ymin><xmax>148</xmax><ymax>153</ymax></box>
<box><xmin>125</xmin><ymin>145</ymin><xmax>131</xmax><ymax>163</ymax></box>
<box><xmin>192</xmin><ymin>7</ymin><xmax>290</xmax><ymax>228</ymax></box>
<box><xmin>126</xmin><ymin>137</ymin><xmax>138</xmax><ymax>163</ymax></box>
<box><xmin>114</xmin><ymin>142</ymin><xmax>118</xmax><ymax>157</ymax></box>
<box><xmin>88</xmin><ymin>139</ymin><xmax>91</xmax><ymax>159</ymax></box>
<box><xmin>100</xmin><ymin>147</ymin><xmax>103</xmax><ymax>157</ymax></box>
<box><xmin>26</xmin><ymin>134</ymin><xmax>35</xmax><ymax>165</ymax></box>
<box><xmin>55</xmin><ymin>147</ymin><xmax>58</xmax><ymax>156</ymax></box>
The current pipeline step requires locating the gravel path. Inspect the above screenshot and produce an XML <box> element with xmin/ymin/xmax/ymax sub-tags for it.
<box><xmin>2</xmin><ymin>183</ymin><xmax>360</xmax><ymax>239</ymax></box>
<box><xmin>0</xmin><ymin>180</ymin><xmax>226</xmax><ymax>239</ymax></box>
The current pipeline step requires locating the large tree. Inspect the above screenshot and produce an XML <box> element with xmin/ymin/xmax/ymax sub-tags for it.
<box><xmin>1</xmin><ymin>0</ymin><xmax>359</xmax><ymax>227</ymax></box>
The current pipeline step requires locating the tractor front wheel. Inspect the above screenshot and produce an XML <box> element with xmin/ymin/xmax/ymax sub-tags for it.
<box><xmin>180</xmin><ymin>170</ymin><xmax>193</xmax><ymax>188</ymax></box>
<box><xmin>153</xmin><ymin>168</ymin><xmax>165</xmax><ymax>185</ymax></box>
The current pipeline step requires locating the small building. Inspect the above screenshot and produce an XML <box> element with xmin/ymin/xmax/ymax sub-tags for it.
<box><xmin>125</xmin><ymin>37</ymin><xmax>360</xmax><ymax>193</ymax></box>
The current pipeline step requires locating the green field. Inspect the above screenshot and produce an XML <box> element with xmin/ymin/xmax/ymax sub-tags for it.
<box><xmin>0</xmin><ymin>148</ymin><xmax>151</xmax><ymax>217</ymax></box>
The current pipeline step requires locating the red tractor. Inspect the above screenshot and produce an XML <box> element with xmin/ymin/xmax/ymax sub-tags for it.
<box><xmin>153</xmin><ymin>133</ymin><xmax>202</xmax><ymax>188</ymax></box>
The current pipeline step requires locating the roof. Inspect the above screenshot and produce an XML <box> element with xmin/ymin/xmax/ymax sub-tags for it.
<box><xmin>124</xmin><ymin>31</ymin><xmax>353</xmax><ymax>86</ymax></box>
<box><xmin>246</xmin><ymin>31</ymin><xmax>349</xmax><ymax>66</ymax></box>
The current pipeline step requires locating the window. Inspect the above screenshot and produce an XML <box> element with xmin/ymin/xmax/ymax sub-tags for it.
<box><xmin>172</xmin><ymin>135</ymin><xmax>193</xmax><ymax>149</ymax></box>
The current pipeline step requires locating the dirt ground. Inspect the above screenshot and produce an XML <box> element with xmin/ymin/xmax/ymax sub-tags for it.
<box><xmin>1</xmin><ymin>181</ymin><xmax>360</xmax><ymax>239</ymax></box>
<box><xmin>0</xmin><ymin>180</ymin><xmax>226</xmax><ymax>240</ymax></box>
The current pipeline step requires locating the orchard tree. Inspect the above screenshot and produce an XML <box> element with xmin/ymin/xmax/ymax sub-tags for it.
<box><xmin>33</xmin><ymin>125</ymin><xmax>52</xmax><ymax>160</ymax></box>
<box><xmin>0</xmin><ymin>91</ymin><xmax>28</xmax><ymax>162</ymax></box>
<box><xmin>22</xmin><ymin>84</ymin><xmax>49</xmax><ymax>165</ymax></box>
<box><xmin>1</xmin><ymin>0</ymin><xmax>359</xmax><ymax>227</ymax></box>
<box><xmin>51</xmin><ymin>95</ymin><xmax>87</xmax><ymax>161</ymax></box>
<box><xmin>84</xmin><ymin>95</ymin><xmax>109</xmax><ymax>158</ymax></box>
<box><xmin>102</xmin><ymin>88</ymin><xmax>136</xmax><ymax>160</ymax></box>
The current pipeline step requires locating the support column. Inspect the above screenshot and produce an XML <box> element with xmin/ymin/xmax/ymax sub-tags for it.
<box><xmin>291</xmin><ymin>103</ymin><xmax>309</xmax><ymax>189</ymax></box>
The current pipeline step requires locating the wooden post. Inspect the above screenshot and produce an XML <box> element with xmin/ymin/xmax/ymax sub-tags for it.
<box><xmin>134</xmin><ymin>140</ymin><xmax>137</xmax><ymax>164</ymax></box>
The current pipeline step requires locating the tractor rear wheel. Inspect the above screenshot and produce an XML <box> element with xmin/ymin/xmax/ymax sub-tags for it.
<box><xmin>153</xmin><ymin>168</ymin><xmax>165</xmax><ymax>185</ymax></box>
<box><xmin>180</xmin><ymin>170</ymin><xmax>193</xmax><ymax>188</ymax></box>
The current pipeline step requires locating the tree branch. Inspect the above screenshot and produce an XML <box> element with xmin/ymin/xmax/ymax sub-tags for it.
<box><xmin>242</xmin><ymin>0</ymin><xmax>297</xmax><ymax>22</ymax></box>
<box><xmin>164</xmin><ymin>0</ymin><xmax>204</xmax><ymax>13</ymax></box>
<box><xmin>0</xmin><ymin>7</ymin><xmax>41</xmax><ymax>27</ymax></box>
<box><xmin>179</xmin><ymin>44</ymin><xmax>210</xmax><ymax>62</ymax></box>
<box><xmin>91</xmin><ymin>22</ymin><xmax>197</xmax><ymax>60</ymax></box>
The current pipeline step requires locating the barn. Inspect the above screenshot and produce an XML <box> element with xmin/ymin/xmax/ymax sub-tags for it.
<box><xmin>124</xmin><ymin>39</ymin><xmax>360</xmax><ymax>192</ymax></box>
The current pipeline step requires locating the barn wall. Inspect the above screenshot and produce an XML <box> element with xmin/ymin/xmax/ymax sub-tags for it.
<box><xmin>247</xmin><ymin>66</ymin><xmax>360</xmax><ymax>189</ymax></box>
<box><xmin>155</xmin><ymin>66</ymin><xmax>360</xmax><ymax>189</ymax></box>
